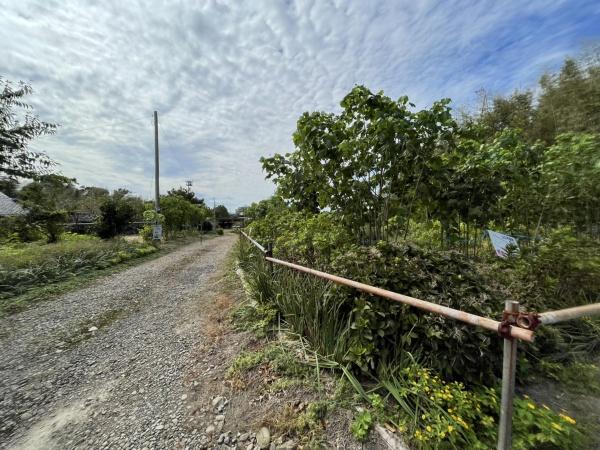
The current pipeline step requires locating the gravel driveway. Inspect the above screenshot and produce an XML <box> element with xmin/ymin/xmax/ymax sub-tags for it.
<box><xmin>0</xmin><ymin>234</ymin><xmax>236</xmax><ymax>450</ymax></box>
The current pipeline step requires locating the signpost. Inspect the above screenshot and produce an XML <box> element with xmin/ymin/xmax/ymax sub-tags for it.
<box><xmin>152</xmin><ymin>224</ymin><xmax>163</xmax><ymax>241</ymax></box>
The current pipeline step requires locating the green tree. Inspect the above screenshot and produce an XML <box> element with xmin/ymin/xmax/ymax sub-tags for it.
<box><xmin>262</xmin><ymin>86</ymin><xmax>456</xmax><ymax>243</ymax></box>
<box><xmin>167</xmin><ymin>186</ymin><xmax>205</xmax><ymax>205</ymax></box>
<box><xmin>160</xmin><ymin>195</ymin><xmax>209</xmax><ymax>234</ymax></box>
<box><xmin>96</xmin><ymin>191</ymin><xmax>143</xmax><ymax>239</ymax></box>
<box><xmin>0</xmin><ymin>78</ymin><xmax>56</xmax><ymax>180</ymax></box>
<box><xmin>214</xmin><ymin>204</ymin><xmax>230</xmax><ymax>220</ymax></box>
<box><xmin>19</xmin><ymin>174</ymin><xmax>80</xmax><ymax>212</ymax></box>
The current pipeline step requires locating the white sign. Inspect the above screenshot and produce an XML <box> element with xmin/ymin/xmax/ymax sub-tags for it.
<box><xmin>152</xmin><ymin>224</ymin><xmax>163</xmax><ymax>241</ymax></box>
<box><xmin>487</xmin><ymin>230</ymin><xmax>519</xmax><ymax>258</ymax></box>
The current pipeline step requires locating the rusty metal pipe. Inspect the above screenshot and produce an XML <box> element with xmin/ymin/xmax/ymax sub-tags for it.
<box><xmin>266</xmin><ymin>257</ymin><xmax>534</xmax><ymax>342</ymax></box>
<box><xmin>539</xmin><ymin>303</ymin><xmax>600</xmax><ymax>325</ymax></box>
<box><xmin>240</xmin><ymin>231</ymin><xmax>266</xmax><ymax>254</ymax></box>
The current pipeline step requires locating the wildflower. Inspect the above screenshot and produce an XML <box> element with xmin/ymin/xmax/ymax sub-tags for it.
<box><xmin>426</xmin><ymin>425</ymin><xmax>432</xmax><ymax>433</ymax></box>
<box><xmin>447</xmin><ymin>425</ymin><xmax>454</xmax><ymax>433</ymax></box>
<box><xmin>542</xmin><ymin>404</ymin><xmax>550</xmax><ymax>410</ymax></box>
<box><xmin>552</xmin><ymin>422</ymin><xmax>563</xmax><ymax>431</ymax></box>
<box><xmin>559</xmin><ymin>413</ymin><xmax>576</xmax><ymax>425</ymax></box>
<box><xmin>527</xmin><ymin>402</ymin><xmax>536</xmax><ymax>410</ymax></box>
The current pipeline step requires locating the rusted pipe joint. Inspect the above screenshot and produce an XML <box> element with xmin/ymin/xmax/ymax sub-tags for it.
<box><xmin>497</xmin><ymin>320</ymin><xmax>513</xmax><ymax>339</ymax></box>
<box><xmin>516</xmin><ymin>312</ymin><xmax>541</xmax><ymax>331</ymax></box>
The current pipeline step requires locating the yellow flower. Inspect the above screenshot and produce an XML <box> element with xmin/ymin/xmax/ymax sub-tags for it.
<box><xmin>523</xmin><ymin>394</ymin><xmax>530</xmax><ymax>399</ymax></box>
<box><xmin>447</xmin><ymin>425</ymin><xmax>454</xmax><ymax>433</ymax></box>
<box><xmin>426</xmin><ymin>425</ymin><xmax>432</xmax><ymax>433</ymax></box>
<box><xmin>439</xmin><ymin>431</ymin><xmax>446</xmax><ymax>439</ymax></box>
<box><xmin>542</xmin><ymin>404</ymin><xmax>550</xmax><ymax>410</ymax></box>
<box><xmin>559</xmin><ymin>413</ymin><xmax>576</xmax><ymax>425</ymax></box>
<box><xmin>552</xmin><ymin>422</ymin><xmax>563</xmax><ymax>431</ymax></box>
<box><xmin>527</xmin><ymin>402</ymin><xmax>536</xmax><ymax>410</ymax></box>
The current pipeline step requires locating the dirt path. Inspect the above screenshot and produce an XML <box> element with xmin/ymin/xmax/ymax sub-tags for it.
<box><xmin>0</xmin><ymin>234</ymin><xmax>237</xmax><ymax>450</ymax></box>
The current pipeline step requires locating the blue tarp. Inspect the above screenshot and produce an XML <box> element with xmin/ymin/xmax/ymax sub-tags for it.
<box><xmin>487</xmin><ymin>230</ymin><xmax>519</xmax><ymax>258</ymax></box>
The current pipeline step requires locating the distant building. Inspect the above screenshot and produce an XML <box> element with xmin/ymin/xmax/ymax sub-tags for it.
<box><xmin>0</xmin><ymin>192</ymin><xmax>25</xmax><ymax>217</ymax></box>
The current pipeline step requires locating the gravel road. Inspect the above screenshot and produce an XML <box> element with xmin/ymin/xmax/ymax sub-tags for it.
<box><xmin>0</xmin><ymin>234</ymin><xmax>236</xmax><ymax>450</ymax></box>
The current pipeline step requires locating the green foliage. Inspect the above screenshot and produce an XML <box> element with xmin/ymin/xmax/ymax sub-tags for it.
<box><xmin>261</xmin><ymin>85</ymin><xmax>455</xmax><ymax>243</ymax></box>
<box><xmin>139</xmin><ymin>209</ymin><xmax>165</xmax><ymax>242</ymax></box>
<box><xmin>537</xmin><ymin>360</ymin><xmax>600</xmax><ymax>395</ymax></box>
<box><xmin>375</xmin><ymin>363</ymin><xmax>582</xmax><ymax>449</ymax></box>
<box><xmin>0</xmin><ymin>215</ymin><xmax>43</xmax><ymax>243</ymax></box>
<box><xmin>0</xmin><ymin>78</ymin><xmax>56</xmax><ymax>180</ymax></box>
<box><xmin>160</xmin><ymin>193</ymin><xmax>209</xmax><ymax>235</ymax></box>
<box><xmin>97</xmin><ymin>194</ymin><xmax>140</xmax><ymax>239</ymax></box>
<box><xmin>166</xmin><ymin>186</ymin><xmax>205</xmax><ymax>205</ymax></box>
<box><xmin>213</xmin><ymin>204</ymin><xmax>230</xmax><ymax>219</ymax></box>
<box><xmin>227</xmin><ymin>343</ymin><xmax>309</xmax><ymax>380</ymax></box>
<box><xmin>537</xmin><ymin>133</ymin><xmax>600</xmax><ymax>233</ymax></box>
<box><xmin>331</xmin><ymin>241</ymin><xmax>504</xmax><ymax>383</ymax></box>
<box><xmin>248</xmin><ymin>210</ymin><xmax>352</xmax><ymax>266</ymax></box>
<box><xmin>26</xmin><ymin>206</ymin><xmax>67</xmax><ymax>243</ymax></box>
<box><xmin>350</xmin><ymin>410</ymin><xmax>372</xmax><ymax>441</ymax></box>
<box><xmin>0</xmin><ymin>238</ymin><xmax>157</xmax><ymax>300</ymax></box>
<box><xmin>244</xmin><ymin>196</ymin><xmax>286</xmax><ymax>224</ymax></box>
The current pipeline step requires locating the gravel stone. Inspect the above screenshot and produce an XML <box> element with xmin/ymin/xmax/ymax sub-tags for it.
<box><xmin>0</xmin><ymin>236</ymin><xmax>234</xmax><ymax>449</ymax></box>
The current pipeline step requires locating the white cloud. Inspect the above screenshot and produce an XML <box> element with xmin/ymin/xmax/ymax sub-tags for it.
<box><xmin>1</xmin><ymin>0</ymin><xmax>597</xmax><ymax>209</ymax></box>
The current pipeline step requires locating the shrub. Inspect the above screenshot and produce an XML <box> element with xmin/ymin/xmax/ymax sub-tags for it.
<box><xmin>330</xmin><ymin>241</ymin><xmax>504</xmax><ymax>383</ymax></box>
<box><xmin>489</xmin><ymin>228</ymin><xmax>600</xmax><ymax>363</ymax></box>
<box><xmin>375</xmin><ymin>363</ymin><xmax>582</xmax><ymax>449</ymax></box>
<box><xmin>26</xmin><ymin>206</ymin><xmax>67</xmax><ymax>243</ymax></box>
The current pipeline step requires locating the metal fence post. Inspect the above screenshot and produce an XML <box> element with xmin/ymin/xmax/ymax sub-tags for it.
<box><xmin>497</xmin><ymin>300</ymin><xmax>519</xmax><ymax>450</ymax></box>
<box><xmin>266</xmin><ymin>242</ymin><xmax>273</xmax><ymax>272</ymax></box>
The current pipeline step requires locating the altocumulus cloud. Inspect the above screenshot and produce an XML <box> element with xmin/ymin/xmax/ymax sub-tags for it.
<box><xmin>1</xmin><ymin>0</ymin><xmax>598</xmax><ymax>209</ymax></box>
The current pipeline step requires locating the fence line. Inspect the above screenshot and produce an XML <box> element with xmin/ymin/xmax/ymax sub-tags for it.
<box><xmin>266</xmin><ymin>256</ymin><xmax>534</xmax><ymax>342</ymax></box>
<box><xmin>238</xmin><ymin>231</ymin><xmax>600</xmax><ymax>450</ymax></box>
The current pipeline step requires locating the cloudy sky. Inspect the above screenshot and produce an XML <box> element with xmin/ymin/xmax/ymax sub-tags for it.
<box><xmin>1</xmin><ymin>0</ymin><xmax>598</xmax><ymax>209</ymax></box>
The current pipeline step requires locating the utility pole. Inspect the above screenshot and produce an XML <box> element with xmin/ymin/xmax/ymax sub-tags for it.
<box><xmin>185</xmin><ymin>180</ymin><xmax>193</xmax><ymax>194</ymax></box>
<box><xmin>213</xmin><ymin>198</ymin><xmax>217</xmax><ymax>231</ymax></box>
<box><xmin>154</xmin><ymin>111</ymin><xmax>160</xmax><ymax>213</ymax></box>
<box><xmin>152</xmin><ymin>111</ymin><xmax>162</xmax><ymax>241</ymax></box>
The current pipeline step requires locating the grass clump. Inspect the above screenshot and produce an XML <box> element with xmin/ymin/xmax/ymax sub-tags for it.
<box><xmin>227</xmin><ymin>343</ymin><xmax>309</xmax><ymax>380</ymax></box>
<box><xmin>0</xmin><ymin>237</ymin><xmax>158</xmax><ymax>301</ymax></box>
<box><xmin>536</xmin><ymin>360</ymin><xmax>600</xmax><ymax>395</ymax></box>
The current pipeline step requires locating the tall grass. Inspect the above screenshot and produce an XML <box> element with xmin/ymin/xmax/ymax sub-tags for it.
<box><xmin>0</xmin><ymin>235</ymin><xmax>157</xmax><ymax>299</ymax></box>
<box><xmin>236</xmin><ymin>237</ymin><xmax>352</xmax><ymax>363</ymax></box>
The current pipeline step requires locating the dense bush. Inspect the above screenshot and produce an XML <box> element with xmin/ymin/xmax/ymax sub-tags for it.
<box><xmin>330</xmin><ymin>241</ymin><xmax>504</xmax><ymax>383</ymax></box>
<box><xmin>97</xmin><ymin>196</ymin><xmax>139</xmax><ymax>238</ymax></box>
<box><xmin>241</xmin><ymin>218</ymin><xmax>507</xmax><ymax>384</ymax></box>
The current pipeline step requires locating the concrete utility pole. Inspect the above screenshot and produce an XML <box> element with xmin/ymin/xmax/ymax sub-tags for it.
<box><xmin>213</xmin><ymin>198</ymin><xmax>217</xmax><ymax>230</ymax></box>
<box><xmin>154</xmin><ymin>111</ymin><xmax>160</xmax><ymax>213</ymax></box>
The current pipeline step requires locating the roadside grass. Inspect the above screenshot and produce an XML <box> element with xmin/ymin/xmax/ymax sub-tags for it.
<box><xmin>0</xmin><ymin>232</ymin><xmax>214</xmax><ymax>316</ymax></box>
<box><xmin>231</xmin><ymin>236</ymin><xmax>591</xmax><ymax>449</ymax></box>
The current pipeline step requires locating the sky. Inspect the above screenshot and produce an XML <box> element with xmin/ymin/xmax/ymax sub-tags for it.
<box><xmin>1</xmin><ymin>0</ymin><xmax>599</xmax><ymax>210</ymax></box>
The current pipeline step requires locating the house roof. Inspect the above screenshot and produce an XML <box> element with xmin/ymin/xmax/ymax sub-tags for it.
<box><xmin>0</xmin><ymin>192</ymin><xmax>25</xmax><ymax>216</ymax></box>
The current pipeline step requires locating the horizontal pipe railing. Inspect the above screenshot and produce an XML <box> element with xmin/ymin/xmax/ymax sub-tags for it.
<box><xmin>266</xmin><ymin>256</ymin><xmax>534</xmax><ymax>342</ymax></box>
<box><xmin>238</xmin><ymin>230</ymin><xmax>600</xmax><ymax>450</ymax></box>
<box><xmin>539</xmin><ymin>303</ymin><xmax>600</xmax><ymax>325</ymax></box>
<box><xmin>240</xmin><ymin>231</ymin><xmax>266</xmax><ymax>253</ymax></box>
